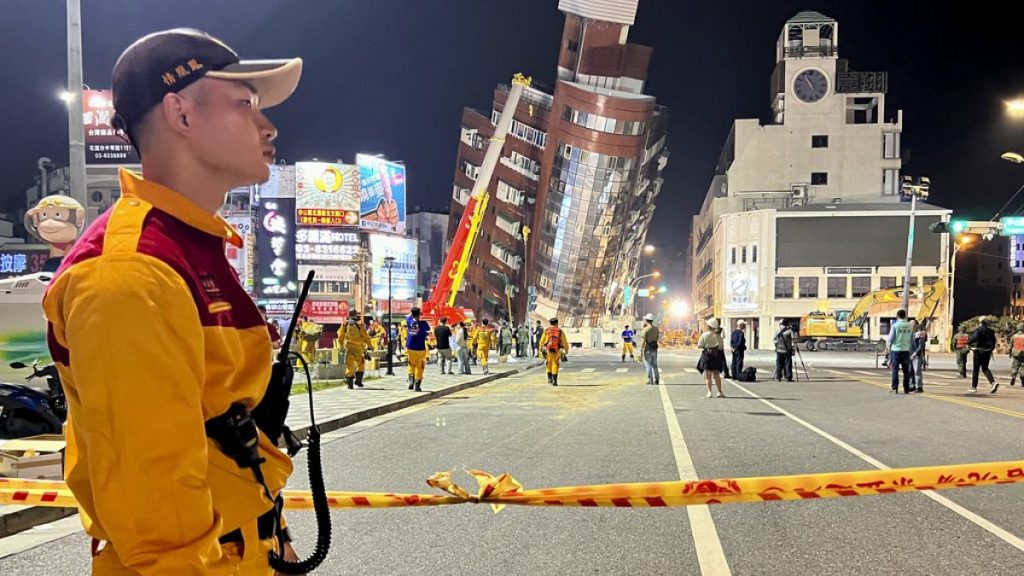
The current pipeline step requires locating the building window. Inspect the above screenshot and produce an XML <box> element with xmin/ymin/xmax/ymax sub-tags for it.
<box><xmin>852</xmin><ymin>276</ymin><xmax>871</xmax><ymax>297</ymax></box>
<box><xmin>883</xmin><ymin>132</ymin><xmax>900</xmax><ymax>159</ymax></box>
<box><xmin>811</xmin><ymin>172</ymin><xmax>828</xmax><ymax>185</ymax></box>
<box><xmin>924</xmin><ymin>276</ymin><xmax>939</xmax><ymax>286</ymax></box>
<box><xmin>741</xmin><ymin>246</ymin><xmax>747</xmax><ymax>264</ymax></box>
<box><xmin>751</xmin><ymin>245</ymin><xmax>758</xmax><ymax>263</ymax></box>
<box><xmin>880</xmin><ymin>276</ymin><xmax>897</xmax><ymax>289</ymax></box>
<box><xmin>561</xmin><ymin>105</ymin><xmax>646</xmax><ymax>136</ymax></box>
<box><xmin>812</xmin><ymin>135</ymin><xmax>829</xmax><ymax>148</ymax></box>
<box><xmin>907</xmin><ymin>276</ymin><xmax>919</xmax><ymax>287</ymax></box>
<box><xmin>883</xmin><ymin>169</ymin><xmax>900</xmax><ymax>196</ymax></box>
<box><xmin>731</xmin><ymin>247</ymin><xmax>736</xmax><ymax>265</ymax></box>
<box><xmin>799</xmin><ymin>277</ymin><xmax>819</xmax><ymax>298</ymax></box>
<box><xmin>827</xmin><ymin>277</ymin><xmax>848</xmax><ymax>298</ymax></box>
<box><xmin>775</xmin><ymin>277</ymin><xmax>794</xmax><ymax>298</ymax></box>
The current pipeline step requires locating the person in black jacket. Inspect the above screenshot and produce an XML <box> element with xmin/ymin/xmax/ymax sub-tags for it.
<box><xmin>967</xmin><ymin>317</ymin><xmax>999</xmax><ymax>394</ymax></box>
<box><xmin>730</xmin><ymin>320</ymin><xmax>747</xmax><ymax>379</ymax></box>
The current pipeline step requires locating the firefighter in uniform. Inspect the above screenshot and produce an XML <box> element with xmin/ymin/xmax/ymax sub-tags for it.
<box><xmin>952</xmin><ymin>324</ymin><xmax>970</xmax><ymax>378</ymax></box>
<box><xmin>540</xmin><ymin>318</ymin><xmax>570</xmax><ymax>385</ymax></box>
<box><xmin>340</xmin><ymin>311</ymin><xmax>373</xmax><ymax>389</ymax></box>
<box><xmin>475</xmin><ymin>319</ymin><xmax>495</xmax><ymax>374</ymax></box>
<box><xmin>41</xmin><ymin>29</ymin><xmax>304</xmax><ymax>574</ymax></box>
<box><xmin>1009</xmin><ymin>323</ymin><xmax>1024</xmax><ymax>386</ymax></box>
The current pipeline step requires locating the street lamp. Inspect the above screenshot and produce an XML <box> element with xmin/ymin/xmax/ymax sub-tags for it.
<box><xmin>627</xmin><ymin>271</ymin><xmax>661</xmax><ymax>318</ymax></box>
<box><xmin>643</xmin><ymin>244</ymin><xmax>656</xmax><ymax>255</ymax></box>
<box><xmin>900</xmin><ymin>175</ymin><xmax>930</xmax><ymax>312</ymax></box>
<box><xmin>670</xmin><ymin>300</ymin><xmax>689</xmax><ymax>331</ymax></box>
<box><xmin>384</xmin><ymin>256</ymin><xmax>396</xmax><ymax>376</ymax></box>
<box><xmin>947</xmin><ymin>235</ymin><xmax>974</xmax><ymax>350</ymax></box>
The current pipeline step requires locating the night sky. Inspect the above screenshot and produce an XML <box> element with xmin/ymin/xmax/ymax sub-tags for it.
<box><xmin>3</xmin><ymin>1</ymin><xmax>1023</xmax><ymax>250</ymax></box>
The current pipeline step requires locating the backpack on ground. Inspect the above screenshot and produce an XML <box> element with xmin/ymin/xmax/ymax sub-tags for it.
<box><xmin>736</xmin><ymin>367</ymin><xmax>757</xmax><ymax>382</ymax></box>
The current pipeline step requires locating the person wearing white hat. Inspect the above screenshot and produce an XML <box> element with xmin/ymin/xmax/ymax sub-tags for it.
<box><xmin>698</xmin><ymin>319</ymin><xmax>726</xmax><ymax>397</ymax></box>
<box><xmin>639</xmin><ymin>313</ymin><xmax>660</xmax><ymax>385</ymax></box>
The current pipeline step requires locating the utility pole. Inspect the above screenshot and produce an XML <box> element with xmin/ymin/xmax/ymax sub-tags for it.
<box><xmin>900</xmin><ymin>176</ymin><xmax>930</xmax><ymax>312</ymax></box>
<box><xmin>66</xmin><ymin>0</ymin><xmax>88</xmax><ymax>211</ymax></box>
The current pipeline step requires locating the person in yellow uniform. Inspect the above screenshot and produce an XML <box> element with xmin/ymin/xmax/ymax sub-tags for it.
<box><xmin>298</xmin><ymin>315</ymin><xmax>322</xmax><ymax>364</ymax></box>
<box><xmin>540</xmin><ymin>317</ymin><xmax>570</xmax><ymax>385</ymax></box>
<box><xmin>41</xmin><ymin>29</ymin><xmax>305</xmax><ymax>574</ymax></box>
<box><xmin>476</xmin><ymin>318</ymin><xmax>495</xmax><ymax>374</ymax></box>
<box><xmin>340</xmin><ymin>310</ymin><xmax>373</xmax><ymax>389</ymax></box>
<box><xmin>469</xmin><ymin>322</ymin><xmax>481</xmax><ymax>366</ymax></box>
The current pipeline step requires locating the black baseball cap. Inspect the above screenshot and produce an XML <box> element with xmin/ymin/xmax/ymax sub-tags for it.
<box><xmin>111</xmin><ymin>28</ymin><xmax>302</xmax><ymax>135</ymax></box>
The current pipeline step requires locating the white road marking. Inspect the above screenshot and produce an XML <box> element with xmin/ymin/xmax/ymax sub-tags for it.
<box><xmin>615</xmin><ymin>368</ymin><xmax>629</xmax><ymax>373</ymax></box>
<box><xmin>728</xmin><ymin>381</ymin><xmax>1024</xmax><ymax>553</ymax></box>
<box><xmin>684</xmin><ymin>368</ymin><xmax>700</xmax><ymax>374</ymax></box>
<box><xmin>855</xmin><ymin>370</ymin><xmax>879</xmax><ymax>377</ymax></box>
<box><xmin>931</xmin><ymin>372</ymin><xmax>955</xmax><ymax>380</ymax></box>
<box><xmin>581</xmin><ymin>367</ymin><xmax>596</xmax><ymax>373</ymax></box>
<box><xmin>658</xmin><ymin>385</ymin><xmax>732</xmax><ymax>575</ymax></box>
<box><xmin>0</xmin><ymin>515</ymin><xmax>83</xmax><ymax>559</ymax></box>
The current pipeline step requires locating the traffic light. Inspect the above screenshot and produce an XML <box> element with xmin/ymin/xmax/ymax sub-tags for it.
<box><xmin>527</xmin><ymin>285</ymin><xmax>538</xmax><ymax>312</ymax></box>
<box><xmin>929</xmin><ymin>220</ymin><xmax>966</xmax><ymax>234</ymax></box>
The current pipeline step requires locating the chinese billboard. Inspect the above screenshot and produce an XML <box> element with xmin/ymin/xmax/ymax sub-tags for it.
<box><xmin>0</xmin><ymin>249</ymin><xmax>50</xmax><ymax>279</ymax></box>
<box><xmin>255</xmin><ymin>198</ymin><xmax>297</xmax><ymax>298</ymax></box>
<box><xmin>82</xmin><ymin>89</ymin><xmax>139</xmax><ymax>165</ymax></box>
<box><xmin>357</xmin><ymin>154</ymin><xmax>406</xmax><ymax>234</ymax></box>
<box><xmin>222</xmin><ymin>214</ymin><xmax>254</xmax><ymax>292</ymax></box>
<box><xmin>295</xmin><ymin>162</ymin><xmax>360</xmax><ymax>227</ymax></box>
<box><xmin>300</xmin><ymin>300</ymin><xmax>350</xmax><ymax>324</ymax></box>
<box><xmin>369</xmin><ymin>234</ymin><xmax>417</xmax><ymax>308</ymax></box>
<box><xmin>295</xmin><ymin>228</ymin><xmax>360</xmax><ymax>262</ymax></box>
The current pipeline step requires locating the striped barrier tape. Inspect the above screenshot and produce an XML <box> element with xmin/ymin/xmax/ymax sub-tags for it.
<box><xmin>2</xmin><ymin>460</ymin><xmax>1022</xmax><ymax>513</ymax></box>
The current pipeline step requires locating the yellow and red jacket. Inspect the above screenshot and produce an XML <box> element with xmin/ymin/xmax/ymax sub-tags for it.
<box><xmin>42</xmin><ymin>169</ymin><xmax>291</xmax><ymax>574</ymax></box>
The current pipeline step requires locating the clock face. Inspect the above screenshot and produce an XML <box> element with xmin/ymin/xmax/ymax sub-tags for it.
<box><xmin>793</xmin><ymin>69</ymin><xmax>829</xmax><ymax>103</ymax></box>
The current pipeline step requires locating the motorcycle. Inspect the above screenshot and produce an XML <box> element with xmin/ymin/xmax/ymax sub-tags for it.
<box><xmin>0</xmin><ymin>361</ymin><xmax>66</xmax><ymax>439</ymax></box>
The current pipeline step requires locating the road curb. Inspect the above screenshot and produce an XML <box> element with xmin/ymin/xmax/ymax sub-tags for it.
<box><xmin>290</xmin><ymin>361</ymin><xmax>542</xmax><ymax>440</ymax></box>
<box><xmin>0</xmin><ymin>505</ymin><xmax>77</xmax><ymax>540</ymax></box>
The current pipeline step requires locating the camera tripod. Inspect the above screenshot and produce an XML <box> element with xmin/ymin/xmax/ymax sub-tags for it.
<box><xmin>792</xmin><ymin>344</ymin><xmax>811</xmax><ymax>382</ymax></box>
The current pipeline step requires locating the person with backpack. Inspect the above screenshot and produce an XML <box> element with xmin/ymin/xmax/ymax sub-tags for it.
<box><xmin>698</xmin><ymin>319</ymin><xmax>726</xmax><ymax>398</ymax></box>
<box><xmin>967</xmin><ymin>317</ymin><xmax>999</xmax><ymax>394</ymax></box>
<box><xmin>952</xmin><ymin>324</ymin><xmax>970</xmax><ymax>378</ymax></box>
<box><xmin>1008</xmin><ymin>323</ymin><xmax>1024</xmax><ymax>387</ymax></box>
<box><xmin>639</xmin><ymin>313</ymin><xmax>660</xmax><ymax>385</ymax></box>
<box><xmin>773</xmin><ymin>319</ymin><xmax>795</xmax><ymax>382</ymax></box>
<box><xmin>539</xmin><ymin>317</ymin><xmax>569</xmax><ymax>385</ymax></box>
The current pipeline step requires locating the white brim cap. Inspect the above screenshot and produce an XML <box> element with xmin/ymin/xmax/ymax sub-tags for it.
<box><xmin>206</xmin><ymin>58</ymin><xmax>303</xmax><ymax>109</ymax></box>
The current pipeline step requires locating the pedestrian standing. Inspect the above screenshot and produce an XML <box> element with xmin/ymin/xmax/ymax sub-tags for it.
<box><xmin>340</xmin><ymin>311</ymin><xmax>373</xmax><ymax>389</ymax></box>
<box><xmin>715</xmin><ymin>324</ymin><xmax>731</xmax><ymax>379</ymax></box>
<box><xmin>698</xmin><ymin>319</ymin><xmax>726</xmax><ymax>397</ymax></box>
<box><xmin>621</xmin><ymin>325</ymin><xmax>636</xmax><ymax>362</ymax></box>
<box><xmin>730</xmin><ymin>320</ymin><xmax>747</xmax><ymax>379</ymax></box>
<box><xmin>967</xmin><ymin>317</ymin><xmax>999</xmax><ymax>394</ymax></box>
<box><xmin>499</xmin><ymin>321</ymin><xmax>514</xmax><ymax>361</ymax></box>
<box><xmin>405</xmin><ymin>308</ymin><xmax>430</xmax><ymax>391</ymax></box>
<box><xmin>434</xmin><ymin>317</ymin><xmax>454</xmax><ymax>375</ymax></box>
<box><xmin>456</xmin><ymin>321</ymin><xmax>472</xmax><ymax>374</ymax></box>
<box><xmin>516</xmin><ymin>323</ymin><xmax>530</xmax><ymax>358</ymax></box>
<box><xmin>886</xmin><ymin>309</ymin><xmax>914</xmax><ymax>394</ymax></box>
<box><xmin>639</xmin><ymin>313</ymin><xmax>661</xmax><ymax>385</ymax></box>
<box><xmin>1009</xmin><ymin>323</ymin><xmax>1024</xmax><ymax>386</ymax></box>
<box><xmin>532</xmin><ymin>320</ymin><xmax>544</xmax><ymax>357</ymax></box>
<box><xmin>540</xmin><ymin>318</ymin><xmax>569</xmax><ymax>385</ymax></box>
<box><xmin>910</xmin><ymin>323</ymin><xmax>928</xmax><ymax>393</ymax></box>
<box><xmin>773</xmin><ymin>319</ymin><xmax>795</xmax><ymax>382</ymax></box>
<box><xmin>952</xmin><ymin>324</ymin><xmax>970</xmax><ymax>378</ymax></box>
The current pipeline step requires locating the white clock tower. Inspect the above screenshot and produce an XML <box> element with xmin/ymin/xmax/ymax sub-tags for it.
<box><xmin>771</xmin><ymin>11</ymin><xmax>842</xmax><ymax>123</ymax></box>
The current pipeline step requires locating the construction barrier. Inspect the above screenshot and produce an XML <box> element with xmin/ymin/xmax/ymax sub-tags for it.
<box><xmin>3</xmin><ymin>460</ymin><xmax>1022</xmax><ymax>514</ymax></box>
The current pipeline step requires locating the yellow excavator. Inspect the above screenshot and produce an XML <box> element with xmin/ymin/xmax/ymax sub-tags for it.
<box><xmin>799</xmin><ymin>279</ymin><xmax>946</xmax><ymax>351</ymax></box>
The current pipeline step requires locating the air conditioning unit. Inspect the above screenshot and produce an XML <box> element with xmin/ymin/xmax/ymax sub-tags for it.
<box><xmin>791</xmin><ymin>184</ymin><xmax>808</xmax><ymax>199</ymax></box>
<box><xmin>791</xmin><ymin>197</ymin><xmax>806</xmax><ymax>207</ymax></box>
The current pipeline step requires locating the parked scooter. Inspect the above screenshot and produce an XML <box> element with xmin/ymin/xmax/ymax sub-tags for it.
<box><xmin>0</xmin><ymin>361</ymin><xmax>66</xmax><ymax>439</ymax></box>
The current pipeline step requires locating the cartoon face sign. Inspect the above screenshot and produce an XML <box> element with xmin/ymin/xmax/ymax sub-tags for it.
<box><xmin>24</xmin><ymin>195</ymin><xmax>85</xmax><ymax>245</ymax></box>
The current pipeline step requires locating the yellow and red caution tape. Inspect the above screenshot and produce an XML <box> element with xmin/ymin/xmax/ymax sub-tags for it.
<box><xmin>2</xmin><ymin>460</ymin><xmax>1022</xmax><ymax>513</ymax></box>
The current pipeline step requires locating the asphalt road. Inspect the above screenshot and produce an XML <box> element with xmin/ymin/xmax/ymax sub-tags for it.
<box><xmin>2</xmin><ymin>349</ymin><xmax>1022</xmax><ymax>575</ymax></box>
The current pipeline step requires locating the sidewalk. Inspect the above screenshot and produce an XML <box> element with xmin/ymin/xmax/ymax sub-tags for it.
<box><xmin>0</xmin><ymin>358</ymin><xmax>541</xmax><ymax>540</ymax></box>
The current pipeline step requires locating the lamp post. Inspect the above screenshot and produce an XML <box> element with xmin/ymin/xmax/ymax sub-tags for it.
<box><xmin>384</xmin><ymin>256</ymin><xmax>396</xmax><ymax>375</ymax></box>
<box><xmin>900</xmin><ymin>175</ymin><xmax>930</xmax><ymax>312</ymax></box>
<box><xmin>947</xmin><ymin>235</ymin><xmax>973</xmax><ymax>351</ymax></box>
<box><xmin>628</xmin><ymin>271</ymin><xmax>660</xmax><ymax>318</ymax></box>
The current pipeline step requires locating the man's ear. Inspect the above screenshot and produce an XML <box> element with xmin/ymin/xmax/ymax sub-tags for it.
<box><xmin>160</xmin><ymin>92</ymin><xmax>193</xmax><ymax>136</ymax></box>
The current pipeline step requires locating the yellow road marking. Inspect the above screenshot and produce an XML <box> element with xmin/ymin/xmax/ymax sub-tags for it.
<box><xmin>836</xmin><ymin>371</ymin><xmax>1024</xmax><ymax>420</ymax></box>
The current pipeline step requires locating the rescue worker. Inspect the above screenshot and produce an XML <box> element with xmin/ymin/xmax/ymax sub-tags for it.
<box><xmin>952</xmin><ymin>324</ymin><xmax>970</xmax><ymax>378</ymax></box>
<box><xmin>476</xmin><ymin>318</ymin><xmax>495</xmax><ymax>374</ymax></box>
<box><xmin>540</xmin><ymin>317</ymin><xmax>570</xmax><ymax>385</ymax></box>
<box><xmin>405</xmin><ymin>307</ymin><xmax>431</xmax><ymax>391</ymax></box>
<box><xmin>340</xmin><ymin>310</ymin><xmax>373</xmax><ymax>389</ymax></box>
<box><xmin>40</xmin><ymin>29</ymin><xmax>304</xmax><ymax>573</ymax></box>
<box><xmin>621</xmin><ymin>325</ymin><xmax>636</xmax><ymax>362</ymax></box>
<box><xmin>1010</xmin><ymin>323</ymin><xmax>1024</xmax><ymax>387</ymax></box>
<box><xmin>298</xmin><ymin>315</ymin><xmax>322</xmax><ymax>364</ymax></box>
